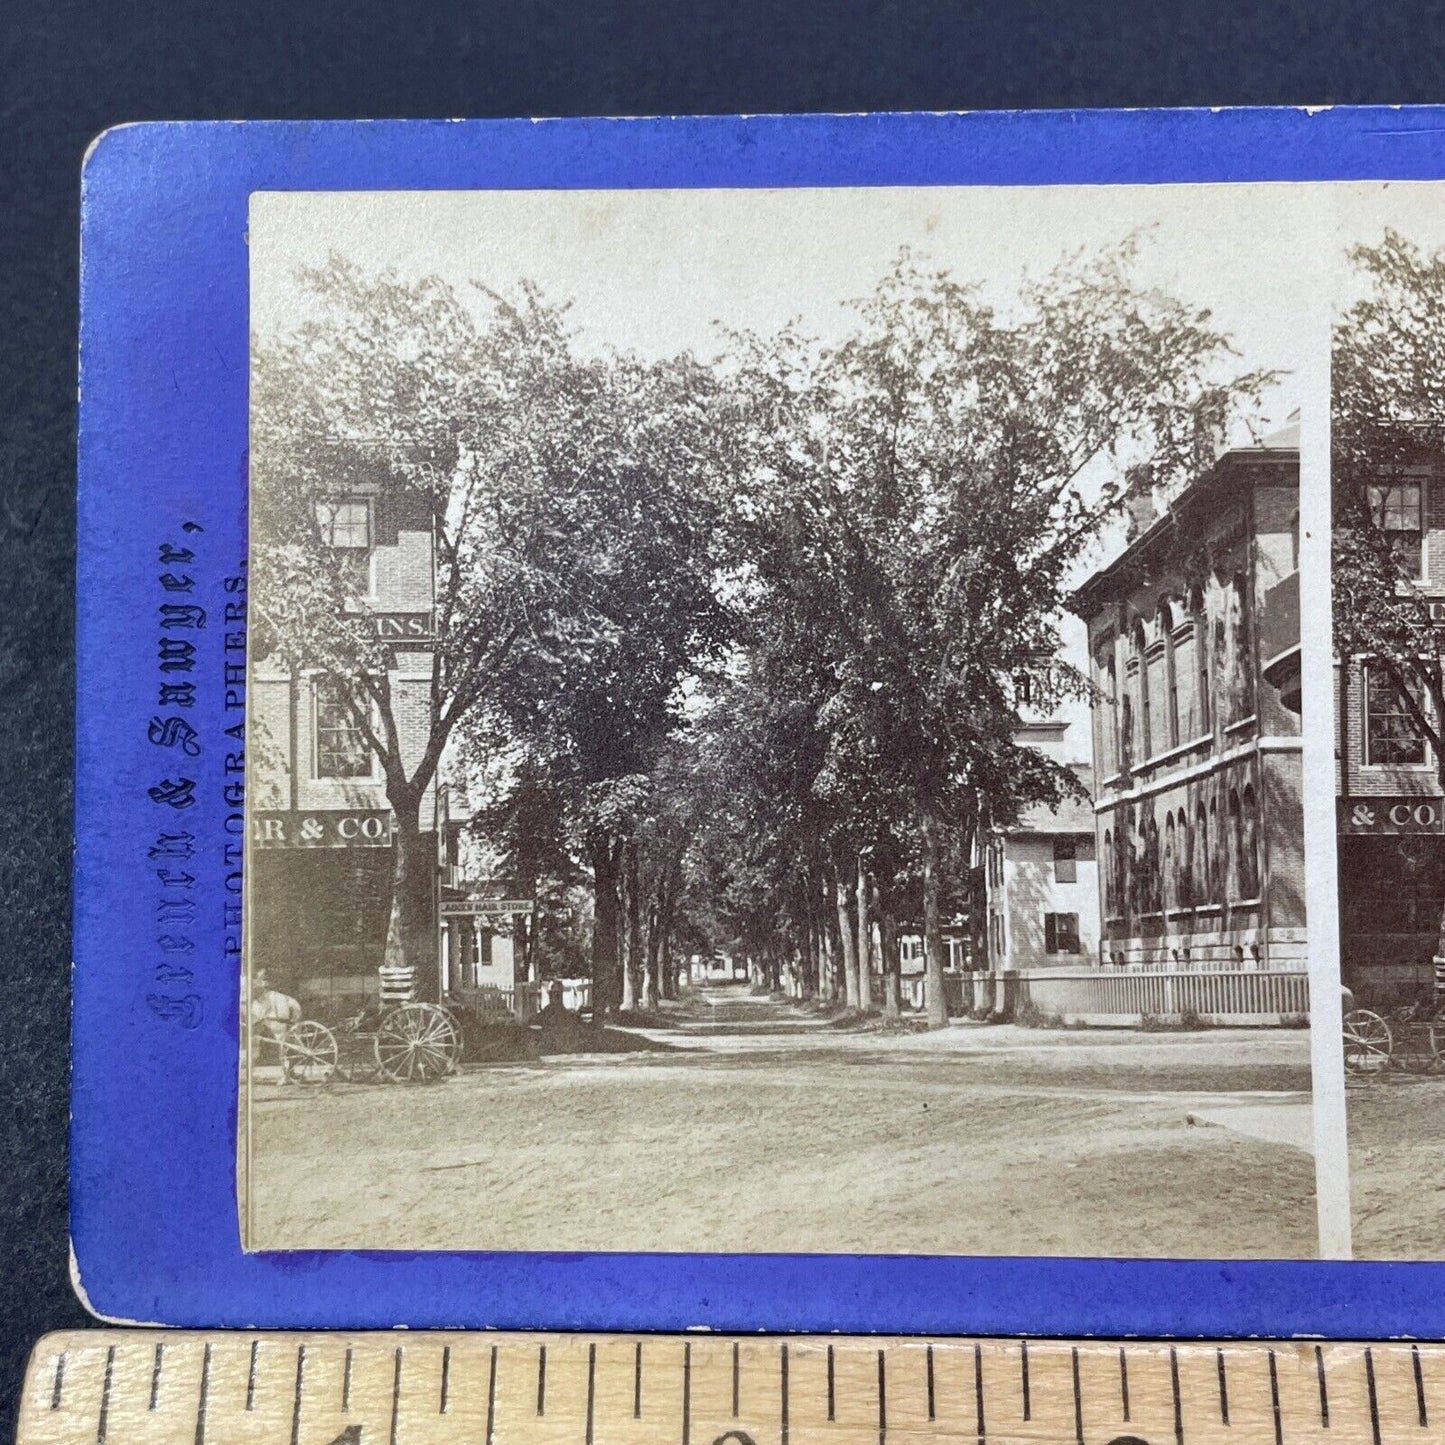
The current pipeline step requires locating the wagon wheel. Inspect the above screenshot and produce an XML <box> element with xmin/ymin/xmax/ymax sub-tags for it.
<box><xmin>374</xmin><ymin>1002</ymin><xmax>462</xmax><ymax>1083</ymax></box>
<box><xmin>280</xmin><ymin>1020</ymin><xmax>338</xmax><ymax>1084</ymax></box>
<box><xmin>334</xmin><ymin>1017</ymin><xmax>381</xmax><ymax>1083</ymax></box>
<box><xmin>1428</xmin><ymin>1004</ymin><xmax>1445</xmax><ymax>1074</ymax></box>
<box><xmin>1343</xmin><ymin>1009</ymin><xmax>1393</xmax><ymax>1076</ymax></box>
<box><xmin>1398</xmin><ymin>1024</ymin><xmax>1435</xmax><ymax>1074</ymax></box>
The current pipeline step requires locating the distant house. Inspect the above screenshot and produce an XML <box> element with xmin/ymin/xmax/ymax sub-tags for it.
<box><xmin>983</xmin><ymin>747</ymin><xmax>1100</xmax><ymax>973</ymax></box>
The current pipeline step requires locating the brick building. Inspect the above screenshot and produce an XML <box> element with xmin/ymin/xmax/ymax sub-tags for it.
<box><xmin>1069</xmin><ymin>422</ymin><xmax>1306</xmax><ymax>987</ymax></box>
<box><xmin>247</xmin><ymin>482</ymin><xmax>443</xmax><ymax>1011</ymax></box>
<box><xmin>1335</xmin><ymin>456</ymin><xmax>1445</xmax><ymax>1004</ymax></box>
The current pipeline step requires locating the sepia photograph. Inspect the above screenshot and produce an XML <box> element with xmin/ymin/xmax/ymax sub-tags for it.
<box><xmin>241</xmin><ymin>184</ymin><xmax>1320</xmax><ymax>1257</ymax></box>
<box><xmin>1330</xmin><ymin>184</ymin><xmax>1445</xmax><ymax>1260</ymax></box>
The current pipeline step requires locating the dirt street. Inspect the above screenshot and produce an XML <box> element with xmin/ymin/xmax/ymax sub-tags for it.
<box><xmin>1348</xmin><ymin>1077</ymin><xmax>1445</xmax><ymax>1258</ymax></box>
<box><xmin>245</xmin><ymin>987</ymin><xmax>1317</xmax><ymax>1257</ymax></box>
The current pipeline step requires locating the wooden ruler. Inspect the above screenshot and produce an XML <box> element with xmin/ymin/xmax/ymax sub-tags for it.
<box><xmin>16</xmin><ymin>1331</ymin><xmax>1444</xmax><ymax>1445</ymax></box>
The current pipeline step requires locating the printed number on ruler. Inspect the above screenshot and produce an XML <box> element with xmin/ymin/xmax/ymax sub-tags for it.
<box><xmin>18</xmin><ymin>1331</ymin><xmax>1441</xmax><ymax>1444</ymax></box>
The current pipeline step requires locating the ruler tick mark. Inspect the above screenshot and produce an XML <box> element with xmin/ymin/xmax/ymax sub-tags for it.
<box><xmin>441</xmin><ymin>1343</ymin><xmax>451</xmax><ymax>1414</ymax></box>
<box><xmin>1071</xmin><ymin>1348</ymin><xmax>1083</xmax><ymax>1445</ymax></box>
<box><xmin>342</xmin><ymin>1346</ymin><xmax>353</xmax><ymax>1414</ymax></box>
<box><xmin>1268</xmin><ymin>1350</ymin><xmax>1283</xmax><ymax>1445</ymax></box>
<box><xmin>245</xmin><ymin>1339</ymin><xmax>258</xmax><ymax>1412</ymax></box>
<box><xmin>1119</xmin><ymin>1346</ymin><xmax>1130</xmax><ymax>1422</ymax></box>
<box><xmin>732</xmin><ymin>1340</ymin><xmax>739</xmax><ymax>1419</ymax></box>
<box><xmin>826</xmin><ymin>1346</ymin><xmax>835</xmax><ymax>1422</ymax></box>
<box><xmin>877</xmin><ymin>1349</ymin><xmax>887</xmax><ymax>1445</ymax></box>
<box><xmin>586</xmin><ymin>1343</ymin><xmax>596</xmax><ymax>1445</ymax></box>
<box><xmin>538</xmin><ymin>1345</ymin><xmax>547</xmax><ymax>1416</ymax></box>
<box><xmin>1170</xmin><ymin>1347</ymin><xmax>1183</xmax><ymax>1445</ymax></box>
<box><xmin>926</xmin><ymin>1344</ymin><xmax>935</xmax><ymax>1422</ymax></box>
<box><xmin>683</xmin><ymin>1342</ymin><xmax>692</xmax><ymax>1445</ymax></box>
<box><xmin>1414</xmin><ymin>1343</ymin><xmax>1428</xmax><ymax>1427</ymax></box>
<box><xmin>1217</xmin><ymin>1349</ymin><xmax>1230</xmax><ymax>1425</ymax></box>
<box><xmin>1314</xmin><ymin>1345</ymin><xmax>1328</xmax><ymax>1428</ymax></box>
<box><xmin>95</xmin><ymin>1345</ymin><xmax>115</xmax><ymax>1445</ymax></box>
<box><xmin>486</xmin><ymin>1345</ymin><xmax>498</xmax><ymax>1445</ymax></box>
<box><xmin>193</xmin><ymin>1342</ymin><xmax>212</xmax><ymax>1445</ymax></box>
<box><xmin>1020</xmin><ymin>1340</ymin><xmax>1031</xmax><ymax>1421</ymax></box>
<box><xmin>150</xmin><ymin>1342</ymin><xmax>164</xmax><ymax>1412</ymax></box>
<box><xmin>974</xmin><ymin>1342</ymin><xmax>985</xmax><ymax>1445</ymax></box>
<box><xmin>1366</xmin><ymin>1347</ymin><xmax>1382</xmax><ymax>1445</ymax></box>
<box><xmin>49</xmin><ymin>1353</ymin><xmax>65</xmax><ymax>1410</ymax></box>
<box><xmin>780</xmin><ymin>1343</ymin><xmax>789</xmax><ymax>1445</ymax></box>
<box><xmin>389</xmin><ymin>1346</ymin><xmax>403</xmax><ymax>1445</ymax></box>
<box><xmin>635</xmin><ymin>1340</ymin><xmax>644</xmax><ymax>1418</ymax></box>
<box><xmin>290</xmin><ymin>1344</ymin><xmax>307</xmax><ymax>1445</ymax></box>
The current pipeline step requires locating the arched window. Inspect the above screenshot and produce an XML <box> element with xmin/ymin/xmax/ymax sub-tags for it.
<box><xmin>1158</xmin><ymin>600</ymin><xmax>1180</xmax><ymax>749</ymax></box>
<box><xmin>1193</xmin><ymin>800</ymin><xmax>1210</xmax><ymax>905</ymax></box>
<box><xmin>1240</xmin><ymin>784</ymin><xmax>1261</xmax><ymax>898</ymax></box>
<box><xmin>1146</xmin><ymin>816</ymin><xmax>1161</xmax><ymax>914</ymax></box>
<box><xmin>1212</xmin><ymin>584</ymin><xmax>1229</xmax><ymax>724</ymax></box>
<box><xmin>1232</xmin><ymin>574</ymin><xmax>1255</xmax><ymax>720</ymax></box>
<box><xmin>1208</xmin><ymin>795</ymin><xmax>1221</xmax><ymax>903</ymax></box>
<box><xmin>1095</xmin><ymin>641</ymin><xmax>1119</xmax><ymax>779</ymax></box>
<box><xmin>1178</xmin><ymin>810</ymin><xmax>1194</xmax><ymax>908</ymax></box>
<box><xmin>1163</xmin><ymin>813</ymin><xmax>1177</xmax><ymax>912</ymax></box>
<box><xmin>1132</xmin><ymin>823</ymin><xmax>1148</xmax><ymax>918</ymax></box>
<box><xmin>1102</xmin><ymin>830</ymin><xmax>1114</xmax><ymax>916</ymax></box>
<box><xmin>1191</xmin><ymin>585</ymin><xmax>1212</xmax><ymax>736</ymax></box>
<box><xmin>1133</xmin><ymin>618</ymin><xmax>1152</xmax><ymax>761</ymax></box>
<box><xmin>1171</xmin><ymin>601</ymin><xmax>1198</xmax><ymax>743</ymax></box>
<box><xmin>1227</xmin><ymin>788</ymin><xmax>1243</xmax><ymax>901</ymax></box>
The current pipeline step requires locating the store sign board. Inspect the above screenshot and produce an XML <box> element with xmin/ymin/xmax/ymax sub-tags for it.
<box><xmin>441</xmin><ymin>898</ymin><xmax>534</xmax><ymax>916</ymax></box>
<box><xmin>252</xmin><ymin>810</ymin><xmax>393</xmax><ymax>848</ymax></box>
<box><xmin>1339</xmin><ymin>797</ymin><xmax>1445</xmax><ymax>834</ymax></box>
<box><xmin>350</xmin><ymin>611</ymin><xmax>434</xmax><ymax>642</ymax></box>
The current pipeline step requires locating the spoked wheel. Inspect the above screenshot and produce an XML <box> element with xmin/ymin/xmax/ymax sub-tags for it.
<box><xmin>280</xmin><ymin>1020</ymin><xmax>338</xmax><ymax>1084</ymax></box>
<box><xmin>374</xmin><ymin>1002</ymin><xmax>462</xmax><ymax>1083</ymax></box>
<box><xmin>1428</xmin><ymin>1006</ymin><xmax>1445</xmax><ymax>1074</ymax></box>
<box><xmin>1343</xmin><ymin>1009</ymin><xmax>1393</xmax><ymax>1076</ymax></box>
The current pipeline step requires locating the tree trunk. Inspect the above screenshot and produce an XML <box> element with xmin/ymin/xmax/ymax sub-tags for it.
<box><xmin>811</xmin><ymin>887</ymin><xmax>826</xmax><ymax>998</ymax></box>
<box><xmin>619</xmin><ymin>839</ymin><xmax>641</xmax><ymax>1013</ymax></box>
<box><xmin>589</xmin><ymin>831</ymin><xmax>622</xmax><ymax>1018</ymax></box>
<box><xmin>642</xmin><ymin>876</ymin><xmax>662</xmax><ymax>1011</ymax></box>
<box><xmin>921</xmin><ymin>812</ymin><xmax>949</xmax><ymax>1029</ymax></box>
<box><xmin>856</xmin><ymin>852</ymin><xmax>874</xmax><ymax>1012</ymax></box>
<box><xmin>384</xmin><ymin>790</ymin><xmax>438</xmax><ymax>1001</ymax></box>
<box><xmin>821</xmin><ymin>877</ymin><xmax>838</xmax><ymax>1001</ymax></box>
<box><xmin>833</xmin><ymin>866</ymin><xmax>859</xmax><ymax>1008</ymax></box>
<box><xmin>881</xmin><ymin>906</ymin><xmax>901</xmax><ymax>1021</ymax></box>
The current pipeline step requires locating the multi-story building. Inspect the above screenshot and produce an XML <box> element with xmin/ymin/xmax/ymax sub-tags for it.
<box><xmin>1336</xmin><ymin>454</ymin><xmax>1445</xmax><ymax>1004</ymax></box>
<box><xmin>981</xmin><ymin>715</ymin><xmax>1100</xmax><ymax>973</ymax></box>
<box><xmin>247</xmin><ymin>482</ymin><xmax>443</xmax><ymax>1011</ymax></box>
<box><xmin>1069</xmin><ymin>422</ymin><xmax>1306</xmax><ymax>982</ymax></box>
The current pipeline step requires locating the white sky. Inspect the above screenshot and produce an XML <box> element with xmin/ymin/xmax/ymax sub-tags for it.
<box><xmin>1326</xmin><ymin>181</ymin><xmax>1445</xmax><ymax>304</ymax></box>
<box><xmin>251</xmin><ymin>183</ymin><xmax>1312</xmax><ymax>421</ymax></box>
<box><xmin>250</xmin><ymin>183</ymin><xmax>1325</xmax><ymax>757</ymax></box>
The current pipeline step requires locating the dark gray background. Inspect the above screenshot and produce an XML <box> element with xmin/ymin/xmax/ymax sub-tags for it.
<box><xmin>3</xmin><ymin>0</ymin><xmax>1442</xmax><ymax>1436</ymax></box>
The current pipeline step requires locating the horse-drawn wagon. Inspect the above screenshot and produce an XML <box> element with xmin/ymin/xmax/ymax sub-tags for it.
<box><xmin>254</xmin><ymin>965</ymin><xmax>463</xmax><ymax>1085</ymax></box>
<box><xmin>1342</xmin><ymin>1000</ymin><xmax>1445</xmax><ymax>1076</ymax></box>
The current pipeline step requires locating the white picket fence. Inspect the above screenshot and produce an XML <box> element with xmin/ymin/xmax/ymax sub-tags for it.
<box><xmin>1014</xmin><ymin>967</ymin><xmax>1309</xmax><ymax>1027</ymax></box>
<box><xmin>902</xmin><ymin>966</ymin><xmax>1308</xmax><ymax>1026</ymax></box>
